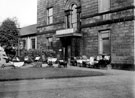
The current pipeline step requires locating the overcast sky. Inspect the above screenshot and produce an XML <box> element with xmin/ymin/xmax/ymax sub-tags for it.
<box><xmin>0</xmin><ymin>0</ymin><xmax>37</xmax><ymax>27</ymax></box>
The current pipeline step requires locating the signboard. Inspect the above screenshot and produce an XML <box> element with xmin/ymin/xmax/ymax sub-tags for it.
<box><xmin>56</xmin><ymin>28</ymin><xmax>74</xmax><ymax>35</ymax></box>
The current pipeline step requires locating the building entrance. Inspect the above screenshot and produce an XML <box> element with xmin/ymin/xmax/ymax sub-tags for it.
<box><xmin>60</xmin><ymin>37</ymin><xmax>71</xmax><ymax>61</ymax></box>
<box><xmin>60</xmin><ymin>37</ymin><xmax>80</xmax><ymax>61</ymax></box>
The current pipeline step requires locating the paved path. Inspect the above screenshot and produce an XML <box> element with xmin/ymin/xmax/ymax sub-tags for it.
<box><xmin>0</xmin><ymin>66</ymin><xmax>134</xmax><ymax>98</ymax></box>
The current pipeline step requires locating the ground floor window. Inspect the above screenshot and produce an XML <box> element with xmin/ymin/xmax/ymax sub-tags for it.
<box><xmin>47</xmin><ymin>37</ymin><xmax>53</xmax><ymax>49</ymax></box>
<box><xmin>20</xmin><ymin>39</ymin><xmax>26</xmax><ymax>49</ymax></box>
<box><xmin>31</xmin><ymin>37</ymin><xmax>37</xmax><ymax>49</ymax></box>
<box><xmin>98</xmin><ymin>30</ymin><xmax>110</xmax><ymax>55</ymax></box>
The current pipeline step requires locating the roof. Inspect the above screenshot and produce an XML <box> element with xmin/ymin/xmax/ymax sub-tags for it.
<box><xmin>20</xmin><ymin>24</ymin><xmax>37</xmax><ymax>36</ymax></box>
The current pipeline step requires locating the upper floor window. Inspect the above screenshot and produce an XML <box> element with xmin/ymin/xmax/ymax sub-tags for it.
<box><xmin>71</xmin><ymin>4</ymin><xmax>77</xmax><ymax>29</ymax></box>
<box><xmin>66</xmin><ymin>12</ymin><xmax>70</xmax><ymax>28</ymax></box>
<box><xmin>47</xmin><ymin>7</ymin><xmax>53</xmax><ymax>24</ymax></box>
<box><xmin>98</xmin><ymin>0</ymin><xmax>110</xmax><ymax>20</ymax></box>
<box><xmin>66</xmin><ymin>4</ymin><xmax>77</xmax><ymax>29</ymax></box>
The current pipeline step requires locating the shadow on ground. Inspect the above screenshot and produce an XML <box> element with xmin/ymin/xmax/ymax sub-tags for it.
<box><xmin>0</xmin><ymin>67</ymin><xmax>105</xmax><ymax>81</ymax></box>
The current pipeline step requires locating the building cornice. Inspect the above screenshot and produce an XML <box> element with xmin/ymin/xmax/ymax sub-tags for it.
<box><xmin>81</xmin><ymin>16</ymin><xmax>135</xmax><ymax>28</ymax></box>
<box><xmin>37</xmin><ymin>21</ymin><xmax>64</xmax><ymax>28</ymax></box>
<box><xmin>81</xmin><ymin>5</ymin><xmax>135</xmax><ymax>19</ymax></box>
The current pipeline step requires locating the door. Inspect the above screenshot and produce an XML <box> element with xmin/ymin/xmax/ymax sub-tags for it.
<box><xmin>61</xmin><ymin>37</ymin><xmax>71</xmax><ymax>61</ymax></box>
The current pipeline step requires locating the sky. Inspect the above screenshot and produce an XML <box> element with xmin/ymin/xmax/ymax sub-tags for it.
<box><xmin>0</xmin><ymin>0</ymin><xmax>37</xmax><ymax>27</ymax></box>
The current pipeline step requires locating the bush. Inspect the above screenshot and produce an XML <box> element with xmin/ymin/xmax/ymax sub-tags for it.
<box><xmin>19</xmin><ymin>49</ymin><xmax>56</xmax><ymax>61</ymax></box>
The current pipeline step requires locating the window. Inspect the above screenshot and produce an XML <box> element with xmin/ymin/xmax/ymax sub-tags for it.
<box><xmin>47</xmin><ymin>37</ymin><xmax>53</xmax><ymax>49</ymax></box>
<box><xmin>66</xmin><ymin>14</ymin><xmax>71</xmax><ymax>28</ymax></box>
<box><xmin>98</xmin><ymin>0</ymin><xmax>110</xmax><ymax>20</ymax></box>
<box><xmin>99</xmin><ymin>31</ymin><xmax>110</xmax><ymax>55</ymax></box>
<box><xmin>71</xmin><ymin>4</ymin><xmax>77</xmax><ymax>29</ymax></box>
<box><xmin>20</xmin><ymin>40</ymin><xmax>26</xmax><ymax>49</ymax></box>
<box><xmin>66</xmin><ymin>4</ymin><xmax>77</xmax><ymax>29</ymax></box>
<box><xmin>31</xmin><ymin>38</ymin><xmax>36</xmax><ymax>49</ymax></box>
<box><xmin>23</xmin><ymin>40</ymin><xmax>26</xmax><ymax>49</ymax></box>
<box><xmin>47</xmin><ymin>7</ymin><xmax>53</xmax><ymax>24</ymax></box>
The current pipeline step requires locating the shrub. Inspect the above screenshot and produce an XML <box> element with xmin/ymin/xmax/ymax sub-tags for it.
<box><xmin>19</xmin><ymin>49</ymin><xmax>56</xmax><ymax>61</ymax></box>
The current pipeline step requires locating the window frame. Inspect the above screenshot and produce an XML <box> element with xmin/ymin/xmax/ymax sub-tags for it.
<box><xmin>98</xmin><ymin>0</ymin><xmax>110</xmax><ymax>20</ymax></box>
<box><xmin>47</xmin><ymin>7</ymin><xmax>53</xmax><ymax>24</ymax></box>
<box><xmin>20</xmin><ymin>39</ymin><xmax>26</xmax><ymax>49</ymax></box>
<box><xmin>30</xmin><ymin>37</ymin><xmax>37</xmax><ymax>49</ymax></box>
<box><xmin>47</xmin><ymin>37</ymin><xmax>53</xmax><ymax>49</ymax></box>
<box><xmin>98</xmin><ymin>30</ymin><xmax>111</xmax><ymax>55</ymax></box>
<box><xmin>65</xmin><ymin>4</ymin><xmax>78</xmax><ymax>29</ymax></box>
<box><xmin>66</xmin><ymin>14</ymin><xmax>71</xmax><ymax>28</ymax></box>
<box><xmin>71</xmin><ymin>4</ymin><xmax>77</xmax><ymax>29</ymax></box>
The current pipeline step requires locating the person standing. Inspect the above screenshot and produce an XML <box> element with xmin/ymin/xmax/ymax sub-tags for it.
<box><xmin>0</xmin><ymin>44</ymin><xmax>8</xmax><ymax>67</ymax></box>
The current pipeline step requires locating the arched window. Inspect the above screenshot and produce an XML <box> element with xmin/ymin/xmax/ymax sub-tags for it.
<box><xmin>65</xmin><ymin>4</ymin><xmax>77</xmax><ymax>29</ymax></box>
<box><xmin>71</xmin><ymin>4</ymin><xmax>77</xmax><ymax>29</ymax></box>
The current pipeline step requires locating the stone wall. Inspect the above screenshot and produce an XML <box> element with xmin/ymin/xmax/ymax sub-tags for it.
<box><xmin>81</xmin><ymin>0</ymin><xmax>98</xmax><ymax>17</ymax></box>
<box><xmin>111</xmin><ymin>21</ymin><xmax>134</xmax><ymax>64</ymax></box>
<box><xmin>81</xmin><ymin>27</ymin><xmax>99</xmax><ymax>57</ymax></box>
<box><xmin>80</xmin><ymin>0</ymin><xmax>134</xmax><ymax>66</ymax></box>
<box><xmin>81</xmin><ymin>21</ymin><xmax>134</xmax><ymax>65</ymax></box>
<box><xmin>37</xmin><ymin>0</ymin><xmax>65</xmax><ymax>29</ymax></box>
<box><xmin>37</xmin><ymin>0</ymin><xmax>134</xmax><ymax>66</ymax></box>
<box><xmin>110</xmin><ymin>0</ymin><xmax>133</xmax><ymax>10</ymax></box>
<box><xmin>37</xmin><ymin>0</ymin><xmax>65</xmax><ymax>51</ymax></box>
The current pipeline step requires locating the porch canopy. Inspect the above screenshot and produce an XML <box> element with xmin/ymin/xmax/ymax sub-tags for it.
<box><xmin>56</xmin><ymin>28</ymin><xmax>82</xmax><ymax>38</ymax></box>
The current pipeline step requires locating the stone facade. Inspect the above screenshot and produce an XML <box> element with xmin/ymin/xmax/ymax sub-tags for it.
<box><xmin>37</xmin><ymin>0</ymin><xmax>134</xmax><ymax>68</ymax></box>
<box><xmin>20</xmin><ymin>24</ymin><xmax>37</xmax><ymax>50</ymax></box>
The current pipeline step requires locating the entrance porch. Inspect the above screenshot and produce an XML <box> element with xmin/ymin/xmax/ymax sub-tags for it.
<box><xmin>56</xmin><ymin>28</ymin><xmax>82</xmax><ymax>61</ymax></box>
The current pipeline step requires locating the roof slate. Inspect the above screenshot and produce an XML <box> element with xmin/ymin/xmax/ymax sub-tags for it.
<box><xmin>20</xmin><ymin>24</ymin><xmax>37</xmax><ymax>36</ymax></box>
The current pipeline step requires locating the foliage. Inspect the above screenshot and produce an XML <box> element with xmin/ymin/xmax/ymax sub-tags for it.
<box><xmin>0</xmin><ymin>18</ymin><xmax>19</xmax><ymax>47</ymax></box>
<box><xmin>5</xmin><ymin>46</ymin><xmax>16</xmax><ymax>59</ymax></box>
<box><xmin>19</xmin><ymin>49</ymin><xmax>56</xmax><ymax>61</ymax></box>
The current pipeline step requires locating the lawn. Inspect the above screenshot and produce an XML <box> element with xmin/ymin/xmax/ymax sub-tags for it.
<box><xmin>0</xmin><ymin>67</ymin><xmax>105</xmax><ymax>81</ymax></box>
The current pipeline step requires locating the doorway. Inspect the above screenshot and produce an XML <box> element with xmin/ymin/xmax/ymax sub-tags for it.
<box><xmin>61</xmin><ymin>37</ymin><xmax>71</xmax><ymax>61</ymax></box>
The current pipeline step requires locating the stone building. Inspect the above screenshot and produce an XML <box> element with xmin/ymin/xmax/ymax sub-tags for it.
<box><xmin>20</xmin><ymin>24</ymin><xmax>37</xmax><ymax>50</ymax></box>
<box><xmin>37</xmin><ymin>0</ymin><xmax>134</xmax><ymax>69</ymax></box>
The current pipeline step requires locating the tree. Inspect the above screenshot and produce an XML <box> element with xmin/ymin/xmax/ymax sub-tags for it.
<box><xmin>0</xmin><ymin>18</ymin><xmax>19</xmax><ymax>47</ymax></box>
<box><xmin>0</xmin><ymin>18</ymin><xmax>20</xmax><ymax>57</ymax></box>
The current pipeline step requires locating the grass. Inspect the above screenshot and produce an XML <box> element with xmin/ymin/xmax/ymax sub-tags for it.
<box><xmin>0</xmin><ymin>67</ymin><xmax>105</xmax><ymax>81</ymax></box>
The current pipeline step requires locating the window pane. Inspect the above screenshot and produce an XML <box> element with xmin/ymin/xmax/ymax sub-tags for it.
<box><xmin>23</xmin><ymin>40</ymin><xmax>26</xmax><ymax>49</ymax></box>
<box><xmin>99</xmin><ymin>0</ymin><xmax>110</xmax><ymax>12</ymax></box>
<box><xmin>47</xmin><ymin>8</ymin><xmax>53</xmax><ymax>24</ymax></box>
<box><xmin>31</xmin><ymin>38</ymin><xmax>35</xmax><ymax>49</ymax></box>
<box><xmin>103</xmin><ymin>38</ymin><xmax>110</xmax><ymax>54</ymax></box>
<box><xmin>49</xmin><ymin>16</ymin><xmax>53</xmax><ymax>24</ymax></box>
<box><xmin>71</xmin><ymin>4</ymin><xmax>77</xmax><ymax>28</ymax></box>
<box><xmin>20</xmin><ymin>40</ymin><xmax>26</xmax><ymax>49</ymax></box>
<box><xmin>67</xmin><ymin>15</ymin><xmax>70</xmax><ymax>28</ymax></box>
<box><xmin>101</xmin><ymin>32</ymin><xmax>109</xmax><ymax>38</ymax></box>
<box><xmin>99</xmin><ymin>31</ymin><xmax>110</xmax><ymax>55</ymax></box>
<box><xmin>49</xmin><ymin>8</ymin><xmax>53</xmax><ymax>16</ymax></box>
<box><xmin>48</xmin><ymin>38</ymin><xmax>53</xmax><ymax>49</ymax></box>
